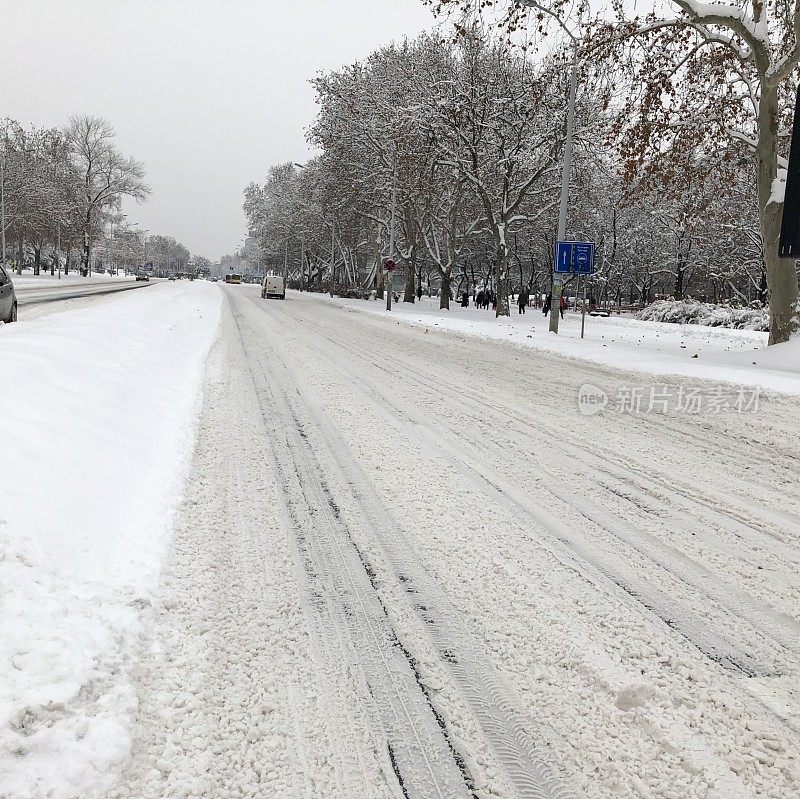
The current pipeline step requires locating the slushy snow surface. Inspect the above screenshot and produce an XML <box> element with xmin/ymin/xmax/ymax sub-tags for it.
<box><xmin>327</xmin><ymin>295</ymin><xmax>800</xmax><ymax>395</ymax></box>
<box><xmin>0</xmin><ymin>283</ymin><xmax>221</xmax><ymax>798</ymax></box>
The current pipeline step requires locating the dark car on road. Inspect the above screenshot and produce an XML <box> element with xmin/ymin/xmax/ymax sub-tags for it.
<box><xmin>135</xmin><ymin>272</ymin><xmax>150</xmax><ymax>282</ymax></box>
<box><xmin>0</xmin><ymin>264</ymin><xmax>17</xmax><ymax>323</ymax></box>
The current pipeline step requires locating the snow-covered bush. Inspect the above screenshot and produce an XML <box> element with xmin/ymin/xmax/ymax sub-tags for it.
<box><xmin>636</xmin><ymin>300</ymin><xmax>769</xmax><ymax>331</ymax></box>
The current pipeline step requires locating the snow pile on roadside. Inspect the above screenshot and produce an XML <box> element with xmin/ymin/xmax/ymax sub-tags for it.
<box><xmin>317</xmin><ymin>294</ymin><xmax>800</xmax><ymax>395</ymax></box>
<box><xmin>12</xmin><ymin>271</ymin><xmax>133</xmax><ymax>288</ymax></box>
<box><xmin>637</xmin><ymin>299</ymin><xmax>769</xmax><ymax>331</ymax></box>
<box><xmin>0</xmin><ymin>283</ymin><xmax>221</xmax><ymax>799</ymax></box>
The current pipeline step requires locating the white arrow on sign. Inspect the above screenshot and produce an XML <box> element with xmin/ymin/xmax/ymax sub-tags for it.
<box><xmin>560</xmin><ymin>245</ymin><xmax>570</xmax><ymax>270</ymax></box>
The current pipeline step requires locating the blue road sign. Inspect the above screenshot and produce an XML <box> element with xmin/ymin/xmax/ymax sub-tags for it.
<box><xmin>554</xmin><ymin>241</ymin><xmax>596</xmax><ymax>274</ymax></box>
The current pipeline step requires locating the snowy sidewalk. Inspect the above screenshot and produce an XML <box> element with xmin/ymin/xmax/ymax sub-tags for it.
<box><xmin>321</xmin><ymin>294</ymin><xmax>800</xmax><ymax>396</ymax></box>
<box><xmin>0</xmin><ymin>283</ymin><xmax>221</xmax><ymax>799</ymax></box>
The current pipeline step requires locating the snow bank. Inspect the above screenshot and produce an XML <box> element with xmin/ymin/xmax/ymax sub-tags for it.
<box><xmin>0</xmin><ymin>283</ymin><xmax>222</xmax><ymax>798</ymax></box>
<box><xmin>12</xmin><ymin>271</ymin><xmax>133</xmax><ymax>289</ymax></box>
<box><xmin>316</xmin><ymin>294</ymin><xmax>800</xmax><ymax>395</ymax></box>
<box><xmin>636</xmin><ymin>299</ymin><xmax>769</xmax><ymax>331</ymax></box>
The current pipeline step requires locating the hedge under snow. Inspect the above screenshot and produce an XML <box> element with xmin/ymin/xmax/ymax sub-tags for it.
<box><xmin>636</xmin><ymin>300</ymin><xmax>769</xmax><ymax>331</ymax></box>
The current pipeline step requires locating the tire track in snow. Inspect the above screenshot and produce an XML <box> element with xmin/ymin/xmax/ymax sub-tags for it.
<box><xmin>232</xmin><ymin>296</ymin><xmax>577</xmax><ymax>799</ymax></box>
<box><xmin>269</xmin><ymin>300</ymin><xmax>797</xmax><ymax>680</ymax></box>
<box><xmin>231</xmin><ymin>313</ymin><xmax>478</xmax><ymax>799</ymax></box>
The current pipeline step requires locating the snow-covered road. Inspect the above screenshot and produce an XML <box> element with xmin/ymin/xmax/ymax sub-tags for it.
<box><xmin>103</xmin><ymin>285</ymin><xmax>800</xmax><ymax>799</ymax></box>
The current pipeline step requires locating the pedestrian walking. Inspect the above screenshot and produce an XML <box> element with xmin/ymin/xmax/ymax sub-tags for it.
<box><xmin>559</xmin><ymin>294</ymin><xmax>566</xmax><ymax>319</ymax></box>
<box><xmin>517</xmin><ymin>287</ymin><xmax>529</xmax><ymax>314</ymax></box>
<box><xmin>542</xmin><ymin>293</ymin><xmax>551</xmax><ymax>315</ymax></box>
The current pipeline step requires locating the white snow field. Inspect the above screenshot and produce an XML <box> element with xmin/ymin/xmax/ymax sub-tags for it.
<box><xmin>328</xmin><ymin>294</ymin><xmax>800</xmax><ymax>396</ymax></box>
<box><xmin>0</xmin><ymin>282</ymin><xmax>221</xmax><ymax>798</ymax></box>
<box><xmin>101</xmin><ymin>286</ymin><xmax>798</xmax><ymax>799</ymax></box>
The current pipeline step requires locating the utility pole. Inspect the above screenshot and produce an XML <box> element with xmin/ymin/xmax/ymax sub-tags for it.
<box><xmin>386</xmin><ymin>163</ymin><xmax>397</xmax><ymax>312</ymax></box>
<box><xmin>549</xmin><ymin>42</ymin><xmax>578</xmax><ymax>334</ymax></box>
<box><xmin>329</xmin><ymin>219</ymin><xmax>335</xmax><ymax>297</ymax></box>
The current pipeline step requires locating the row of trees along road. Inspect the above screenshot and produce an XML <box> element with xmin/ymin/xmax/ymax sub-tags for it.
<box><xmin>0</xmin><ymin>115</ymin><xmax>190</xmax><ymax>277</ymax></box>
<box><xmin>245</xmin><ymin>0</ymin><xmax>799</xmax><ymax>345</ymax></box>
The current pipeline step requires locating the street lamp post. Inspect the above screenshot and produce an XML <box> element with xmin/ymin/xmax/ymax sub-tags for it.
<box><xmin>519</xmin><ymin>0</ymin><xmax>583</xmax><ymax>334</ymax></box>
<box><xmin>549</xmin><ymin>43</ymin><xmax>579</xmax><ymax>334</ymax></box>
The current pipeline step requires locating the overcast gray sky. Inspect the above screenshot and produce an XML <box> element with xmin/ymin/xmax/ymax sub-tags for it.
<box><xmin>1</xmin><ymin>0</ymin><xmax>437</xmax><ymax>260</ymax></box>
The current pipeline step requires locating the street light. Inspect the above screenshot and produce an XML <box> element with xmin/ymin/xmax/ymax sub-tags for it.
<box><xmin>520</xmin><ymin>0</ymin><xmax>582</xmax><ymax>335</ymax></box>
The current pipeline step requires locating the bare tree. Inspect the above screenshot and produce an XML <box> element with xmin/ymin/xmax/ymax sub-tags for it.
<box><xmin>65</xmin><ymin>115</ymin><xmax>149</xmax><ymax>276</ymax></box>
<box><xmin>592</xmin><ymin>0</ymin><xmax>799</xmax><ymax>342</ymax></box>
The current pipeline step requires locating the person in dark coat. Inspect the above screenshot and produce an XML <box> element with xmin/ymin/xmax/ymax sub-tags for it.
<box><xmin>476</xmin><ymin>289</ymin><xmax>485</xmax><ymax>309</ymax></box>
<box><xmin>542</xmin><ymin>293</ymin><xmax>552</xmax><ymax>315</ymax></box>
<box><xmin>518</xmin><ymin>288</ymin><xmax>529</xmax><ymax>314</ymax></box>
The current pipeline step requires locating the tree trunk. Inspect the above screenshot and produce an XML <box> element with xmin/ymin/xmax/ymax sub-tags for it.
<box><xmin>403</xmin><ymin>249</ymin><xmax>416</xmax><ymax>303</ymax></box>
<box><xmin>440</xmin><ymin>268</ymin><xmax>451</xmax><ymax>310</ymax></box>
<box><xmin>495</xmin><ymin>243</ymin><xmax>510</xmax><ymax>317</ymax></box>
<box><xmin>17</xmin><ymin>236</ymin><xmax>23</xmax><ymax>274</ymax></box>
<box><xmin>374</xmin><ymin>231</ymin><xmax>384</xmax><ymax>299</ymax></box>
<box><xmin>82</xmin><ymin>208</ymin><xmax>91</xmax><ymax>277</ymax></box>
<box><xmin>299</xmin><ymin>249</ymin><xmax>305</xmax><ymax>291</ymax></box>
<box><xmin>33</xmin><ymin>246</ymin><xmax>41</xmax><ymax>275</ymax></box>
<box><xmin>65</xmin><ymin>252</ymin><xmax>70</xmax><ymax>275</ymax></box>
<box><xmin>758</xmin><ymin>86</ymin><xmax>799</xmax><ymax>344</ymax></box>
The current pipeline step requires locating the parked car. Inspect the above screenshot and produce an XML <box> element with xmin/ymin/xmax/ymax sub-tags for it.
<box><xmin>209</xmin><ymin>276</ymin><xmax>219</xmax><ymax>282</ymax></box>
<box><xmin>261</xmin><ymin>274</ymin><xmax>285</xmax><ymax>300</ymax></box>
<box><xmin>0</xmin><ymin>264</ymin><xmax>17</xmax><ymax>323</ymax></box>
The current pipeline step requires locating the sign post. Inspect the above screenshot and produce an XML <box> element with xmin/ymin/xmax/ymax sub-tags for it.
<box><xmin>580</xmin><ymin>273</ymin><xmax>588</xmax><ymax>339</ymax></box>
<box><xmin>552</xmin><ymin>241</ymin><xmax>596</xmax><ymax>337</ymax></box>
<box><xmin>554</xmin><ymin>241</ymin><xmax>596</xmax><ymax>275</ymax></box>
<box><xmin>384</xmin><ymin>258</ymin><xmax>396</xmax><ymax>311</ymax></box>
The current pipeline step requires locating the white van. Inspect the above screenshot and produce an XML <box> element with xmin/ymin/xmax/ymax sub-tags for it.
<box><xmin>261</xmin><ymin>275</ymin><xmax>285</xmax><ymax>300</ymax></box>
